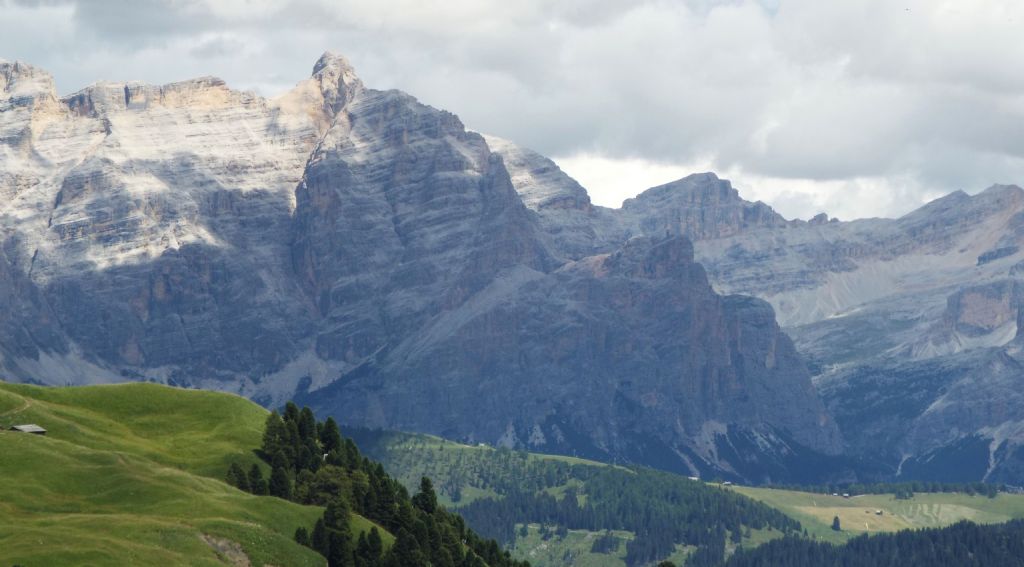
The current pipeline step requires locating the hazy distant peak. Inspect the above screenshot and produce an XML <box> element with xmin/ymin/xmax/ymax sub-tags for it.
<box><xmin>979</xmin><ymin>183</ymin><xmax>1024</xmax><ymax>198</ymax></box>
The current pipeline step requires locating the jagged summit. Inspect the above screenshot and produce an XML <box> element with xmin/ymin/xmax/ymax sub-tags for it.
<box><xmin>311</xmin><ymin>51</ymin><xmax>363</xmax><ymax>114</ymax></box>
<box><xmin>0</xmin><ymin>59</ymin><xmax>57</xmax><ymax>104</ymax></box>
<box><xmin>620</xmin><ymin>172</ymin><xmax>789</xmax><ymax>240</ymax></box>
<box><xmin>312</xmin><ymin>51</ymin><xmax>356</xmax><ymax>76</ymax></box>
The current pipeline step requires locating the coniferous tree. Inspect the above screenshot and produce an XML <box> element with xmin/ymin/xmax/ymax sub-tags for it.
<box><xmin>325</xmin><ymin>498</ymin><xmax>352</xmax><ymax>534</ymax></box>
<box><xmin>321</xmin><ymin>417</ymin><xmax>343</xmax><ymax>454</ymax></box>
<box><xmin>261</xmin><ymin>411</ymin><xmax>288</xmax><ymax>459</ymax></box>
<box><xmin>412</xmin><ymin>476</ymin><xmax>438</xmax><ymax>515</ymax></box>
<box><xmin>342</xmin><ymin>438</ymin><xmax>361</xmax><ymax>470</ymax></box>
<box><xmin>269</xmin><ymin>464</ymin><xmax>292</xmax><ymax>499</ymax></box>
<box><xmin>390</xmin><ymin>528</ymin><xmax>427</xmax><ymax>567</ymax></box>
<box><xmin>248</xmin><ymin>463</ymin><xmax>268</xmax><ymax>495</ymax></box>
<box><xmin>283</xmin><ymin>401</ymin><xmax>300</xmax><ymax>424</ymax></box>
<box><xmin>327</xmin><ymin>530</ymin><xmax>353</xmax><ymax>567</ymax></box>
<box><xmin>295</xmin><ymin>526</ymin><xmax>311</xmax><ymax>547</ymax></box>
<box><xmin>312</xmin><ymin>518</ymin><xmax>329</xmax><ymax>557</ymax></box>
<box><xmin>832</xmin><ymin>516</ymin><xmax>842</xmax><ymax>531</ymax></box>
<box><xmin>226</xmin><ymin>462</ymin><xmax>250</xmax><ymax>491</ymax></box>
<box><xmin>298</xmin><ymin>406</ymin><xmax>317</xmax><ymax>442</ymax></box>
<box><xmin>367</xmin><ymin>527</ymin><xmax>384</xmax><ymax>560</ymax></box>
<box><xmin>355</xmin><ymin>532</ymin><xmax>371</xmax><ymax>565</ymax></box>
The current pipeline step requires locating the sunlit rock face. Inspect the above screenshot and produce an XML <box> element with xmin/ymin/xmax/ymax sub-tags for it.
<box><xmin>0</xmin><ymin>54</ymin><xmax>839</xmax><ymax>482</ymax></box>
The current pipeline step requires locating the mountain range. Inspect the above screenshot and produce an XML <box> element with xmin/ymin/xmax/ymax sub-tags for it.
<box><xmin>2</xmin><ymin>52</ymin><xmax>1022</xmax><ymax>484</ymax></box>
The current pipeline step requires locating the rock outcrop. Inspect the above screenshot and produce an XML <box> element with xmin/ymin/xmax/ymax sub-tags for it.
<box><xmin>307</xmin><ymin>236</ymin><xmax>841</xmax><ymax>480</ymax></box>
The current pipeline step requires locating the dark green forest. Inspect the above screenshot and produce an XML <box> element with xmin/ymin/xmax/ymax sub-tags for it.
<box><xmin>227</xmin><ymin>402</ymin><xmax>527</xmax><ymax>567</ymax></box>
<box><xmin>764</xmin><ymin>481</ymin><xmax>1004</xmax><ymax>500</ymax></box>
<box><xmin>350</xmin><ymin>431</ymin><xmax>801</xmax><ymax>566</ymax></box>
<box><xmin>457</xmin><ymin>468</ymin><xmax>800</xmax><ymax>566</ymax></box>
<box><xmin>723</xmin><ymin>519</ymin><xmax>1024</xmax><ymax>567</ymax></box>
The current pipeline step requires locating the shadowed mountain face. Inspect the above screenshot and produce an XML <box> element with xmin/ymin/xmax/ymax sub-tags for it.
<box><xmin>489</xmin><ymin>138</ymin><xmax>1024</xmax><ymax>482</ymax></box>
<box><xmin>0</xmin><ymin>54</ymin><xmax>840</xmax><ymax>482</ymax></box>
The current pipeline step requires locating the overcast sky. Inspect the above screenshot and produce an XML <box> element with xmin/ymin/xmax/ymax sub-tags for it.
<box><xmin>3</xmin><ymin>0</ymin><xmax>1024</xmax><ymax>220</ymax></box>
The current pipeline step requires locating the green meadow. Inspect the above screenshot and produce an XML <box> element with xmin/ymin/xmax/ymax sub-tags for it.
<box><xmin>0</xmin><ymin>382</ymin><xmax>374</xmax><ymax>566</ymax></box>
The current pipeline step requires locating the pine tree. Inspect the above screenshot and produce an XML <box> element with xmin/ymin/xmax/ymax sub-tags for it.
<box><xmin>298</xmin><ymin>406</ymin><xmax>317</xmax><ymax>442</ymax></box>
<box><xmin>391</xmin><ymin>528</ymin><xmax>427</xmax><ymax>567</ymax></box>
<box><xmin>226</xmin><ymin>462</ymin><xmax>250</xmax><ymax>492</ymax></box>
<box><xmin>325</xmin><ymin>498</ymin><xmax>352</xmax><ymax>533</ymax></box>
<box><xmin>312</xmin><ymin>518</ymin><xmax>328</xmax><ymax>557</ymax></box>
<box><xmin>283</xmin><ymin>401</ymin><xmax>300</xmax><ymax>424</ymax></box>
<box><xmin>261</xmin><ymin>411</ymin><xmax>288</xmax><ymax>459</ymax></box>
<box><xmin>327</xmin><ymin>530</ymin><xmax>353</xmax><ymax>567</ymax></box>
<box><xmin>355</xmin><ymin>532</ymin><xmax>370</xmax><ymax>564</ymax></box>
<box><xmin>321</xmin><ymin>417</ymin><xmax>343</xmax><ymax>454</ymax></box>
<box><xmin>832</xmin><ymin>516</ymin><xmax>841</xmax><ymax>531</ymax></box>
<box><xmin>295</xmin><ymin>526</ymin><xmax>311</xmax><ymax>547</ymax></box>
<box><xmin>412</xmin><ymin>476</ymin><xmax>438</xmax><ymax>515</ymax></box>
<box><xmin>342</xmin><ymin>438</ymin><xmax>361</xmax><ymax>470</ymax></box>
<box><xmin>367</xmin><ymin>527</ymin><xmax>384</xmax><ymax>559</ymax></box>
<box><xmin>248</xmin><ymin>463</ymin><xmax>268</xmax><ymax>495</ymax></box>
<box><xmin>269</xmin><ymin>464</ymin><xmax>292</xmax><ymax>499</ymax></box>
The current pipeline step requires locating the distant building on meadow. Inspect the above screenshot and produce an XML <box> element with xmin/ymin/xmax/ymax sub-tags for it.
<box><xmin>9</xmin><ymin>424</ymin><xmax>46</xmax><ymax>435</ymax></box>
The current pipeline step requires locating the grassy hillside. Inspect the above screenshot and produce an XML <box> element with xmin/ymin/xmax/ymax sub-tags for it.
<box><xmin>0</xmin><ymin>382</ymin><xmax>372</xmax><ymax>567</ymax></box>
<box><xmin>350</xmin><ymin>430</ymin><xmax>800</xmax><ymax>567</ymax></box>
<box><xmin>731</xmin><ymin>485</ymin><xmax>1024</xmax><ymax>544</ymax></box>
<box><xmin>353</xmin><ymin>429</ymin><xmax>1024</xmax><ymax>566</ymax></box>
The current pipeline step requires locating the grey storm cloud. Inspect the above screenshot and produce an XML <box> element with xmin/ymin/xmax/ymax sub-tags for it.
<box><xmin>3</xmin><ymin>0</ymin><xmax>1024</xmax><ymax>219</ymax></box>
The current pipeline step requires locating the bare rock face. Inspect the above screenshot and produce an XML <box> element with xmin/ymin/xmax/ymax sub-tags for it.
<box><xmin>306</xmin><ymin>236</ymin><xmax>841</xmax><ymax>481</ymax></box>
<box><xmin>488</xmin><ymin>133</ymin><xmax>1024</xmax><ymax>482</ymax></box>
<box><xmin>620</xmin><ymin>173</ymin><xmax>788</xmax><ymax>241</ymax></box>
<box><xmin>480</xmin><ymin>134</ymin><xmax>623</xmax><ymax>260</ymax></box>
<box><xmin>0</xmin><ymin>54</ymin><xmax>837</xmax><ymax>482</ymax></box>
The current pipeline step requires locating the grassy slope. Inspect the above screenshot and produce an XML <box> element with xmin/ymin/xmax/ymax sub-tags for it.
<box><xmin>732</xmin><ymin>486</ymin><xmax>1024</xmax><ymax>544</ymax></box>
<box><xmin>513</xmin><ymin>525</ymin><xmax>634</xmax><ymax>567</ymax></box>
<box><xmin>352</xmin><ymin>430</ymin><xmax>617</xmax><ymax>508</ymax></box>
<box><xmin>352</xmin><ymin>431</ymin><xmax>768</xmax><ymax>567</ymax></box>
<box><xmin>0</xmin><ymin>382</ymin><xmax>381</xmax><ymax>567</ymax></box>
<box><xmin>357</xmin><ymin>430</ymin><xmax>1024</xmax><ymax>564</ymax></box>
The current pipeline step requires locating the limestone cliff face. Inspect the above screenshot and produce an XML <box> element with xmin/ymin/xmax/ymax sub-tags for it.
<box><xmin>0</xmin><ymin>54</ymin><xmax>836</xmax><ymax>481</ymax></box>
<box><xmin>620</xmin><ymin>173</ymin><xmax>788</xmax><ymax>241</ymax></box>
<box><xmin>308</xmin><ymin>236</ymin><xmax>840</xmax><ymax>479</ymax></box>
<box><xmin>492</xmin><ymin>137</ymin><xmax>1024</xmax><ymax>482</ymax></box>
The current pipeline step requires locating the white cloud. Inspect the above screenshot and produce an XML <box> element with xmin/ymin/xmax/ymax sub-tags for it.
<box><xmin>3</xmin><ymin>0</ymin><xmax>1024</xmax><ymax>219</ymax></box>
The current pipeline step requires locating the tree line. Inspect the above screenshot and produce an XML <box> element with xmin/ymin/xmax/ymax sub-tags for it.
<box><xmin>722</xmin><ymin>519</ymin><xmax>1024</xmax><ymax>567</ymax></box>
<box><xmin>763</xmin><ymin>481</ymin><xmax>1003</xmax><ymax>500</ymax></box>
<box><xmin>227</xmin><ymin>402</ymin><xmax>529</xmax><ymax>567</ymax></box>
<box><xmin>454</xmin><ymin>466</ymin><xmax>801</xmax><ymax>566</ymax></box>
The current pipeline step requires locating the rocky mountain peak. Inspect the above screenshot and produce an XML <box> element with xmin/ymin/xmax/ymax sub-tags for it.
<box><xmin>626</xmin><ymin>172</ymin><xmax>737</xmax><ymax>205</ymax></box>
<box><xmin>0</xmin><ymin>59</ymin><xmax>57</xmax><ymax>107</ymax></box>
<box><xmin>621</xmin><ymin>172</ymin><xmax>788</xmax><ymax>241</ymax></box>
<box><xmin>808</xmin><ymin>212</ymin><xmax>830</xmax><ymax>225</ymax></box>
<box><xmin>312</xmin><ymin>51</ymin><xmax>363</xmax><ymax>114</ymax></box>
<box><xmin>482</xmin><ymin>135</ymin><xmax>592</xmax><ymax>211</ymax></box>
<box><xmin>978</xmin><ymin>183</ymin><xmax>1024</xmax><ymax>203</ymax></box>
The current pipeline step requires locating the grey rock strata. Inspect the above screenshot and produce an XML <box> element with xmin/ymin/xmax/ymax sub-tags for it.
<box><xmin>0</xmin><ymin>54</ymin><xmax>839</xmax><ymax>481</ymax></box>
